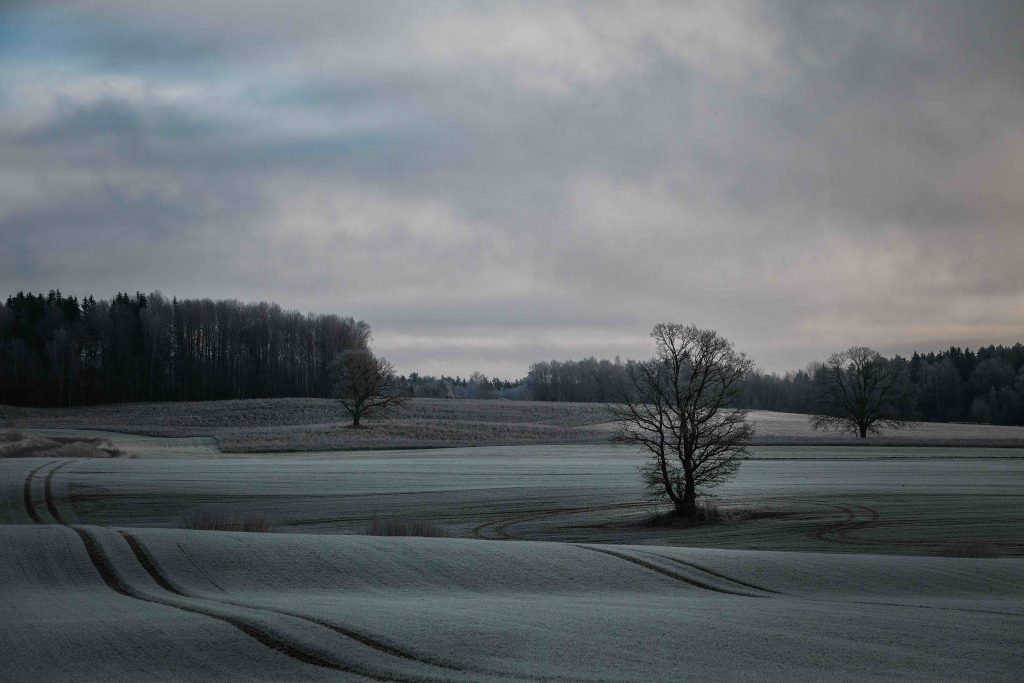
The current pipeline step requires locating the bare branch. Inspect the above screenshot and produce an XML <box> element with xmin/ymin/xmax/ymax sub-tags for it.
<box><xmin>614</xmin><ymin>324</ymin><xmax>754</xmax><ymax>518</ymax></box>
<box><xmin>332</xmin><ymin>350</ymin><xmax>407</xmax><ymax>427</ymax></box>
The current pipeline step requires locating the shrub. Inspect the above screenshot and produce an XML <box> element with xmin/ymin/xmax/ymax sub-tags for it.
<box><xmin>932</xmin><ymin>540</ymin><xmax>998</xmax><ymax>558</ymax></box>
<box><xmin>50</xmin><ymin>440</ymin><xmax>122</xmax><ymax>458</ymax></box>
<box><xmin>643</xmin><ymin>501</ymin><xmax>731</xmax><ymax>527</ymax></box>
<box><xmin>178</xmin><ymin>508</ymin><xmax>273</xmax><ymax>533</ymax></box>
<box><xmin>362</xmin><ymin>518</ymin><xmax>451</xmax><ymax>537</ymax></box>
<box><xmin>1</xmin><ymin>430</ymin><xmax>24</xmax><ymax>443</ymax></box>
<box><xmin>641</xmin><ymin>501</ymin><xmax>794</xmax><ymax>528</ymax></box>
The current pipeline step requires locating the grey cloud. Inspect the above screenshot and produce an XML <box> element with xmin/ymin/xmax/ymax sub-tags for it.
<box><xmin>20</xmin><ymin>96</ymin><xmax>211</xmax><ymax>144</ymax></box>
<box><xmin>1</xmin><ymin>1</ymin><xmax>1022</xmax><ymax>376</ymax></box>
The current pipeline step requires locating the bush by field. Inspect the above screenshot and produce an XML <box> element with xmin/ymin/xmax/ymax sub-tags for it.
<box><xmin>0</xmin><ymin>430</ymin><xmax>122</xmax><ymax>458</ymax></box>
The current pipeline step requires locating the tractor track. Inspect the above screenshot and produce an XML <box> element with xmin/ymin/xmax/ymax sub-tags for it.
<box><xmin>22</xmin><ymin>459</ymin><xmax>58</xmax><ymax>524</ymax></box>
<box><xmin>471</xmin><ymin>501</ymin><xmax>648</xmax><ymax>540</ymax></box>
<box><xmin>575</xmin><ymin>545</ymin><xmax>765</xmax><ymax>598</ymax></box>
<box><xmin>43</xmin><ymin>460</ymin><xmax>77</xmax><ymax>525</ymax></box>
<box><xmin>119</xmin><ymin>530</ymin><xmax>584</xmax><ymax>683</ymax></box>
<box><xmin>120</xmin><ymin>531</ymin><xmax>471</xmax><ymax>674</ymax></box>
<box><xmin>637</xmin><ymin>552</ymin><xmax>783</xmax><ymax>595</ymax></box>
<box><xmin>806</xmin><ymin>504</ymin><xmax>885</xmax><ymax>545</ymax></box>
<box><xmin>628</xmin><ymin>550</ymin><xmax>1024</xmax><ymax>616</ymax></box>
<box><xmin>24</xmin><ymin>458</ymin><xmax>544</xmax><ymax>683</ymax></box>
<box><xmin>70</xmin><ymin>525</ymin><xmax>396</xmax><ymax>681</ymax></box>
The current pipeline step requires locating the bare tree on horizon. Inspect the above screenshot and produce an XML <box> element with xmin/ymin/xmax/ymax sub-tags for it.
<box><xmin>332</xmin><ymin>349</ymin><xmax>406</xmax><ymax>427</ymax></box>
<box><xmin>809</xmin><ymin>346</ymin><xmax>912</xmax><ymax>438</ymax></box>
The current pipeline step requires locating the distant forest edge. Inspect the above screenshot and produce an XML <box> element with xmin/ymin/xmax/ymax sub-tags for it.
<box><xmin>399</xmin><ymin>351</ymin><xmax>1024</xmax><ymax>428</ymax></box>
<box><xmin>1</xmin><ymin>290</ymin><xmax>369</xmax><ymax>406</ymax></box>
<box><xmin>510</xmin><ymin>348</ymin><xmax>1024</xmax><ymax>427</ymax></box>
<box><xmin>3</xmin><ymin>290</ymin><xmax>1024</xmax><ymax>427</ymax></box>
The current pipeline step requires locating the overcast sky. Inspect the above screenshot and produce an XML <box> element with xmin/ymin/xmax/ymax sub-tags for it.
<box><xmin>2</xmin><ymin>1</ymin><xmax>1022</xmax><ymax>378</ymax></box>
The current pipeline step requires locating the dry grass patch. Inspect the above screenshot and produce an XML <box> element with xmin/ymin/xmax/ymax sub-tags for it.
<box><xmin>361</xmin><ymin>518</ymin><xmax>451</xmax><ymax>537</ymax></box>
<box><xmin>0</xmin><ymin>430</ymin><xmax>122</xmax><ymax>458</ymax></box>
<box><xmin>178</xmin><ymin>507</ymin><xmax>273</xmax><ymax>533</ymax></box>
<box><xmin>642</xmin><ymin>502</ymin><xmax>795</xmax><ymax>527</ymax></box>
<box><xmin>932</xmin><ymin>540</ymin><xmax>999</xmax><ymax>558</ymax></box>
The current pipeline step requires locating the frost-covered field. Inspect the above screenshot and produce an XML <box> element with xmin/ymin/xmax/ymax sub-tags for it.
<box><xmin>7</xmin><ymin>397</ymin><xmax>1024</xmax><ymax>450</ymax></box>
<box><xmin>3</xmin><ymin>441</ymin><xmax>1024</xmax><ymax>680</ymax></box>
<box><xmin>3</xmin><ymin>445</ymin><xmax>1022</xmax><ymax>556</ymax></box>
<box><xmin>3</xmin><ymin>524</ymin><xmax>1023</xmax><ymax>681</ymax></box>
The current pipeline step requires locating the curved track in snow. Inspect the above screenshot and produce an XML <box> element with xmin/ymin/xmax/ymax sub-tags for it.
<box><xmin>18</xmin><ymin>457</ymin><xmax>565</xmax><ymax>682</ymax></box>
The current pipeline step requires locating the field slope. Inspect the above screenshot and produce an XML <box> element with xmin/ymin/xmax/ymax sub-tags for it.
<box><xmin>4</xmin><ymin>524</ymin><xmax>1023</xmax><ymax>681</ymax></box>
<box><xmin>3</xmin><ymin>429</ymin><xmax>1023</xmax><ymax>680</ymax></box>
<box><xmin>7</xmin><ymin>397</ymin><xmax>1024</xmax><ymax>450</ymax></box>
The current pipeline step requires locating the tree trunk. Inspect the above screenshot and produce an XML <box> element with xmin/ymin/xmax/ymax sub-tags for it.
<box><xmin>859</xmin><ymin>423</ymin><xmax>867</xmax><ymax>438</ymax></box>
<box><xmin>679</xmin><ymin>475</ymin><xmax>697</xmax><ymax>517</ymax></box>
<box><xmin>352</xmin><ymin>412</ymin><xmax>361</xmax><ymax>427</ymax></box>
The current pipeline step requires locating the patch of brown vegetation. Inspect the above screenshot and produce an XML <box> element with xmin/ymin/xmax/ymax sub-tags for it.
<box><xmin>931</xmin><ymin>540</ymin><xmax>999</xmax><ymax>558</ymax></box>
<box><xmin>0</xmin><ymin>430</ymin><xmax>123</xmax><ymax>458</ymax></box>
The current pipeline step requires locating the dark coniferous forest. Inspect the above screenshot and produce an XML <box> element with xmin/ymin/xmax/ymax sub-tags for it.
<box><xmin>0</xmin><ymin>291</ymin><xmax>369</xmax><ymax>407</ymax></box>
<box><xmin>5</xmin><ymin>290</ymin><xmax>1024</xmax><ymax>427</ymax></box>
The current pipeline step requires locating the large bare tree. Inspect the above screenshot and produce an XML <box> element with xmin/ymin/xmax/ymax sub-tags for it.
<box><xmin>332</xmin><ymin>349</ymin><xmax>406</xmax><ymax>427</ymax></box>
<box><xmin>614</xmin><ymin>323</ymin><xmax>755</xmax><ymax>518</ymax></box>
<box><xmin>809</xmin><ymin>346</ymin><xmax>911</xmax><ymax>438</ymax></box>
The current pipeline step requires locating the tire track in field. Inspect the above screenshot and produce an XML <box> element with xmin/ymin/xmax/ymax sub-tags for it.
<box><xmin>21</xmin><ymin>459</ymin><xmax>58</xmax><ymax>524</ymax></box>
<box><xmin>472</xmin><ymin>501</ymin><xmax>648</xmax><ymax>540</ymax></box>
<box><xmin>633</xmin><ymin>550</ymin><xmax>1024</xmax><ymax>616</ymax></box>
<box><xmin>70</xmin><ymin>525</ymin><xmax>396</xmax><ymax>681</ymax></box>
<box><xmin>806</xmin><ymin>505</ymin><xmax>886</xmax><ymax>545</ymax></box>
<box><xmin>808</xmin><ymin>505</ymin><xmax>1024</xmax><ymax>554</ymax></box>
<box><xmin>805</xmin><ymin>505</ymin><xmax>855</xmax><ymax>543</ymax></box>
<box><xmin>637</xmin><ymin>552</ymin><xmax>783</xmax><ymax>595</ymax></box>
<box><xmin>121</xmin><ymin>531</ymin><xmax>583</xmax><ymax>683</ymax></box>
<box><xmin>835</xmin><ymin>505</ymin><xmax>882</xmax><ymax>543</ymax></box>
<box><xmin>43</xmin><ymin>460</ymin><xmax>77</xmax><ymax>525</ymax></box>
<box><xmin>26</xmin><ymin>460</ymin><xmax>537</xmax><ymax>682</ymax></box>
<box><xmin>575</xmin><ymin>545</ymin><xmax>765</xmax><ymax>598</ymax></box>
<box><xmin>121</xmin><ymin>531</ymin><xmax>473</xmax><ymax>675</ymax></box>
<box><xmin>23</xmin><ymin>461</ymin><xmax>404</xmax><ymax>680</ymax></box>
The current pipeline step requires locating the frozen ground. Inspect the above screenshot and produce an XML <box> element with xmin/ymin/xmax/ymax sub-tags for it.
<box><xmin>2</xmin><ymin>445</ymin><xmax>1022</xmax><ymax>556</ymax></box>
<box><xmin>7</xmin><ymin>397</ymin><xmax>1024</xmax><ymax>450</ymax></box>
<box><xmin>3</xmin><ymin>524</ymin><xmax>1022</xmax><ymax>681</ymax></box>
<box><xmin>3</xmin><ymin>437</ymin><xmax>1024</xmax><ymax>680</ymax></box>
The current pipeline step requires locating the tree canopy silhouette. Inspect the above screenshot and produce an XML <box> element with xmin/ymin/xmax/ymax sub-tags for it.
<box><xmin>614</xmin><ymin>323</ymin><xmax>754</xmax><ymax>518</ymax></box>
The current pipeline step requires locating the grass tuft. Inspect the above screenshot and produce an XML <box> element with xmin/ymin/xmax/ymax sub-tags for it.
<box><xmin>644</xmin><ymin>501</ymin><xmax>730</xmax><ymax>527</ymax></box>
<box><xmin>362</xmin><ymin>518</ymin><xmax>451</xmax><ymax>537</ymax></box>
<box><xmin>932</xmin><ymin>540</ymin><xmax>998</xmax><ymax>558</ymax></box>
<box><xmin>178</xmin><ymin>508</ymin><xmax>273</xmax><ymax>533</ymax></box>
<box><xmin>643</xmin><ymin>502</ymin><xmax>793</xmax><ymax>527</ymax></box>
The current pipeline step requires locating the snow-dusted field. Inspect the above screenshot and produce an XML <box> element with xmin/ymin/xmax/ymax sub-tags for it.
<box><xmin>3</xmin><ymin>438</ymin><xmax>1024</xmax><ymax>680</ymax></box>
<box><xmin>3</xmin><ymin>445</ymin><xmax>1022</xmax><ymax>556</ymax></box>
<box><xmin>3</xmin><ymin>524</ymin><xmax>1022</xmax><ymax>681</ymax></box>
<box><xmin>8</xmin><ymin>397</ymin><xmax>1024</xmax><ymax>450</ymax></box>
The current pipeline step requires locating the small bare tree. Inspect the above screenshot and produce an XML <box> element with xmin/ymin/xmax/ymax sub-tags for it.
<box><xmin>809</xmin><ymin>346</ymin><xmax>911</xmax><ymax>438</ymax></box>
<box><xmin>332</xmin><ymin>349</ymin><xmax>406</xmax><ymax>427</ymax></box>
<box><xmin>613</xmin><ymin>323</ymin><xmax>755</xmax><ymax>518</ymax></box>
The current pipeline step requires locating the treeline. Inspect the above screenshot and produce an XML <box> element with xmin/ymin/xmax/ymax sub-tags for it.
<box><xmin>1</xmin><ymin>290</ymin><xmax>369</xmax><ymax>407</ymax></box>
<box><xmin>397</xmin><ymin>371</ymin><xmax>525</xmax><ymax>400</ymax></box>
<box><xmin>520</xmin><ymin>345</ymin><xmax>1024</xmax><ymax>426</ymax></box>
